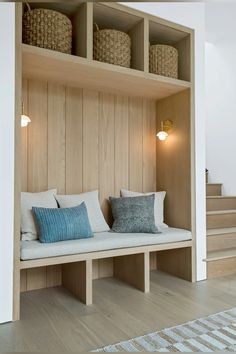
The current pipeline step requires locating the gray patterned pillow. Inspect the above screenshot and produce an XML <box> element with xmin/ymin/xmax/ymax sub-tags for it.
<box><xmin>109</xmin><ymin>194</ymin><xmax>159</xmax><ymax>233</ymax></box>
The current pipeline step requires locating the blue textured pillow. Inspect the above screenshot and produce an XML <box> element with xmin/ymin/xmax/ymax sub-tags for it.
<box><xmin>32</xmin><ymin>203</ymin><xmax>94</xmax><ymax>243</ymax></box>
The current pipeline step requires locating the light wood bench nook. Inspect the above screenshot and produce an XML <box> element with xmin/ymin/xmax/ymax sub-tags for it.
<box><xmin>13</xmin><ymin>1</ymin><xmax>196</xmax><ymax>320</ymax></box>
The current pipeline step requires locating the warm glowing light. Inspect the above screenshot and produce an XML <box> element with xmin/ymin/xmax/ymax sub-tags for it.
<box><xmin>156</xmin><ymin>130</ymin><xmax>168</xmax><ymax>141</ymax></box>
<box><xmin>21</xmin><ymin>100</ymin><xmax>31</xmax><ymax>127</ymax></box>
<box><xmin>21</xmin><ymin>114</ymin><xmax>31</xmax><ymax>127</ymax></box>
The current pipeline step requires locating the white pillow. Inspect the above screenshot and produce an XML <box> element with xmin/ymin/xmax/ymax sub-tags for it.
<box><xmin>55</xmin><ymin>190</ymin><xmax>110</xmax><ymax>233</ymax></box>
<box><xmin>120</xmin><ymin>189</ymin><xmax>168</xmax><ymax>228</ymax></box>
<box><xmin>21</xmin><ymin>189</ymin><xmax>58</xmax><ymax>241</ymax></box>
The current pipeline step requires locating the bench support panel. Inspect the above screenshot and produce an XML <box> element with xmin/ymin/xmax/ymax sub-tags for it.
<box><xmin>113</xmin><ymin>252</ymin><xmax>150</xmax><ymax>293</ymax></box>
<box><xmin>62</xmin><ymin>260</ymin><xmax>92</xmax><ymax>305</ymax></box>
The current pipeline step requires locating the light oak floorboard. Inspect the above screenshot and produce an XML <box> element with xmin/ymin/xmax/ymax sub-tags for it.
<box><xmin>1</xmin><ymin>272</ymin><xmax>236</xmax><ymax>351</ymax></box>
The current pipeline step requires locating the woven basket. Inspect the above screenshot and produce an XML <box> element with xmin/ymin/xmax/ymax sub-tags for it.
<box><xmin>93</xmin><ymin>24</ymin><xmax>131</xmax><ymax>68</ymax></box>
<box><xmin>149</xmin><ymin>44</ymin><xmax>178</xmax><ymax>79</ymax></box>
<box><xmin>22</xmin><ymin>5</ymin><xmax>72</xmax><ymax>54</ymax></box>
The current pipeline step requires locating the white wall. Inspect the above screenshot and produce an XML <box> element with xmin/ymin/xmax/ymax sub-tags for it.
<box><xmin>206</xmin><ymin>3</ymin><xmax>236</xmax><ymax>195</ymax></box>
<box><xmin>123</xmin><ymin>2</ymin><xmax>206</xmax><ymax>281</ymax></box>
<box><xmin>0</xmin><ymin>3</ymin><xmax>16</xmax><ymax>323</ymax></box>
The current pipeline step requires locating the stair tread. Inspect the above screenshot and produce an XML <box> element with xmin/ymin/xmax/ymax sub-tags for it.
<box><xmin>207</xmin><ymin>209</ymin><xmax>236</xmax><ymax>215</ymax></box>
<box><xmin>206</xmin><ymin>248</ymin><xmax>236</xmax><ymax>262</ymax></box>
<box><xmin>206</xmin><ymin>196</ymin><xmax>236</xmax><ymax>199</ymax></box>
<box><xmin>207</xmin><ymin>227</ymin><xmax>236</xmax><ymax>236</ymax></box>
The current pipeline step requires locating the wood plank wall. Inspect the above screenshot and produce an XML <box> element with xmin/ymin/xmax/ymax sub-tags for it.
<box><xmin>155</xmin><ymin>89</ymin><xmax>193</xmax><ymax>281</ymax></box>
<box><xmin>156</xmin><ymin>89</ymin><xmax>191</xmax><ymax>230</ymax></box>
<box><xmin>21</xmin><ymin>79</ymin><xmax>157</xmax><ymax>292</ymax></box>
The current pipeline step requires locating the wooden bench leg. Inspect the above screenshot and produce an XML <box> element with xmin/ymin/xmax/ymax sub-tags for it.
<box><xmin>62</xmin><ymin>260</ymin><xmax>92</xmax><ymax>305</ymax></box>
<box><xmin>113</xmin><ymin>252</ymin><xmax>150</xmax><ymax>293</ymax></box>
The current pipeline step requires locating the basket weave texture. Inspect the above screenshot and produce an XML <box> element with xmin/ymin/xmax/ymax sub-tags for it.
<box><xmin>23</xmin><ymin>8</ymin><xmax>72</xmax><ymax>54</ymax></box>
<box><xmin>93</xmin><ymin>27</ymin><xmax>131</xmax><ymax>68</ymax></box>
<box><xmin>149</xmin><ymin>44</ymin><xmax>178</xmax><ymax>79</ymax></box>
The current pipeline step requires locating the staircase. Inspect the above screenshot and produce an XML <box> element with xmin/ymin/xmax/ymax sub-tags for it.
<box><xmin>206</xmin><ymin>183</ymin><xmax>236</xmax><ymax>278</ymax></box>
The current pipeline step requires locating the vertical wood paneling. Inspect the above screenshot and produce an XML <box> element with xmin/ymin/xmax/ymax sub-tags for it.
<box><xmin>65</xmin><ymin>87</ymin><xmax>83</xmax><ymax>194</ymax></box>
<box><xmin>129</xmin><ymin>97</ymin><xmax>143</xmax><ymax>191</ymax></box>
<box><xmin>114</xmin><ymin>95</ymin><xmax>129</xmax><ymax>196</ymax></box>
<box><xmin>82</xmin><ymin>89</ymin><xmax>99</xmax><ymax>192</ymax></box>
<box><xmin>22</xmin><ymin>81</ymin><xmax>159</xmax><ymax>288</ymax></box>
<box><xmin>98</xmin><ymin>93</ymin><xmax>115</xmax><ymax>278</ymax></box>
<box><xmin>142</xmin><ymin>98</ymin><xmax>156</xmax><ymax>192</ymax></box>
<box><xmin>26</xmin><ymin>80</ymin><xmax>48</xmax><ymax>288</ymax></box>
<box><xmin>131</xmin><ymin>99</ymin><xmax>157</xmax><ymax>271</ymax></box>
<box><xmin>21</xmin><ymin>79</ymin><xmax>28</xmax><ymax>192</ymax></box>
<box><xmin>48</xmin><ymin>83</ymin><xmax>66</xmax><ymax>194</ymax></box>
<box><xmin>143</xmin><ymin>99</ymin><xmax>157</xmax><ymax>270</ymax></box>
<box><xmin>99</xmin><ymin>92</ymin><xmax>115</xmax><ymax>223</ymax></box>
<box><xmin>83</xmin><ymin>89</ymin><xmax>100</xmax><ymax>280</ymax></box>
<box><xmin>156</xmin><ymin>90</ymin><xmax>191</xmax><ymax>229</ymax></box>
<box><xmin>28</xmin><ymin>80</ymin><xmax>48</xmax><ymax>192</ymax></box>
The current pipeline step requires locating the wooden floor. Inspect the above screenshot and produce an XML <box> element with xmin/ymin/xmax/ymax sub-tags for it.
<box><xmin>1</xmin><ymin>271</ymin><xmax>236</xmax><ymax>352</ymax></box>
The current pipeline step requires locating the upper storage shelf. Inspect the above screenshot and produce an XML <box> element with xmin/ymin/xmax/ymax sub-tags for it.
<box><xmin>22</xmin><ymin>44</ymin><xmax>190</xmax><ymax>100</ymax></box>
<box><xmin>22</xmin><ymin>2</ymin><xmax>193</xmax><ymax>99</ymax></box>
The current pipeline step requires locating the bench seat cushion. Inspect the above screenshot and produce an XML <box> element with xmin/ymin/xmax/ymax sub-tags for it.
<box><xmin>20</xmin><ymin>227</ymin><xmax>192</xmax><ymax>261</ymax></box>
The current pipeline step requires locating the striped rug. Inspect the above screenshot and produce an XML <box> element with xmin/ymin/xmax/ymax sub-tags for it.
<box><xmin>94</xmin><ymin>308</ymin><xmax>236</xmax><ymax>352</ymax></box>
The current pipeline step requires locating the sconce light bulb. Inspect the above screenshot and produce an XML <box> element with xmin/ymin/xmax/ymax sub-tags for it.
<box><xmin>21</xmin><ymin>114</ymin><xmax>31</xmax><ymax>127</ymax></box>
<box><xmin>156</xmin><ymin>130</ymin><xmax>168</xmax><ymax>141</ymax></box>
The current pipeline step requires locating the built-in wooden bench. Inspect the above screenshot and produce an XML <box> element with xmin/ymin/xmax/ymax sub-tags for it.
<box><xmin>20</xmin><ymin>228</ymin><xmax>192</xmax><ymax>305</ymax></box>
<box><xmin>13</xmin><ymin>1</ymin><xmax>195</xmax><ymax>321</ymax></box>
